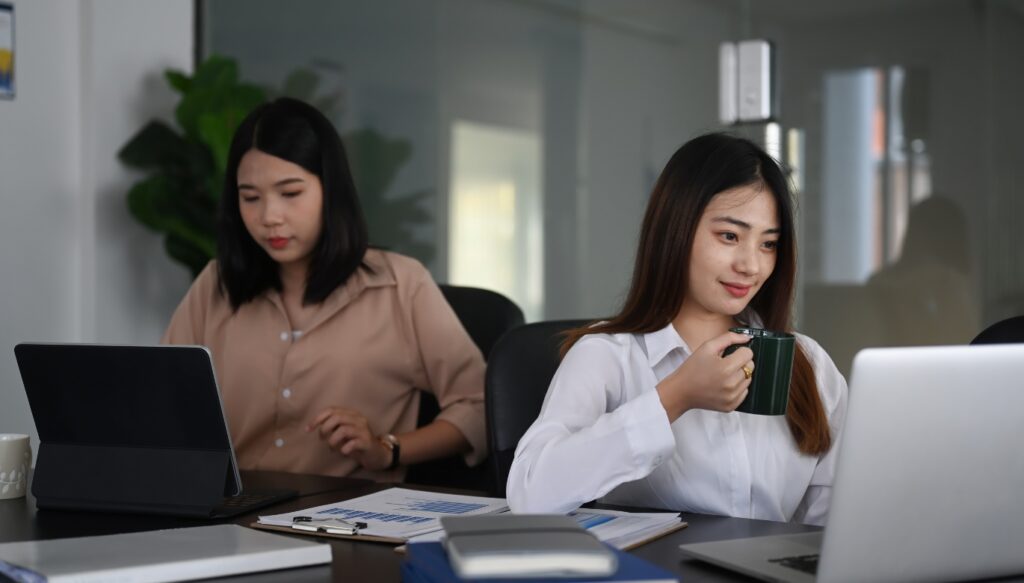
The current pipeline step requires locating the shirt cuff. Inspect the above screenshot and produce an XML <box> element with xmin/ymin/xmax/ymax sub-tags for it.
<box><xmin>619</xmin><ymin>390</ymin><xmax>676</xmax><ymax>470</ymax></box>
<box><xmin>436</xmin><ymin>402</ymin><xmax>488</xmax><ymax>467</ymax></box>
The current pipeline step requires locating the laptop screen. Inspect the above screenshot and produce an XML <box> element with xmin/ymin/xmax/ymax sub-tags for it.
<box><xmin>15</xmin><ymin>344</ymin><xmax>234</xmax><ymax>454</ymax></box>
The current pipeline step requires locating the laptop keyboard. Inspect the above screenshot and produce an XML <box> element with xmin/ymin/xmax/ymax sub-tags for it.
<box><xmin>211</xmin><ymin>489</ymin><xmax>297</xmax><ymax>518</ymax></box>
<box><xmin>769</xmin><ymin>554</ymin><xmax>820</xmax><ymax>574</ymax></box>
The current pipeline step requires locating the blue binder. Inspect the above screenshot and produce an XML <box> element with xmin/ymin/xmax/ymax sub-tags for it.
<box><xmin>402</xmin><ymin>542</ymin><xmax>677</xmax><ymax>583</ymax></box>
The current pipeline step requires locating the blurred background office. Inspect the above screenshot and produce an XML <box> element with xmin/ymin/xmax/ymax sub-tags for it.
<box><xmin>2</xmin><ymin>0</ymin><xmax>1023</xmax><ymax>443</ymax></box>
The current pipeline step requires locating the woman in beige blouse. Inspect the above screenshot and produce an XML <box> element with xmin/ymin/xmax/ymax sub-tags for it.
<box><xmin>163</xmin><ymin>97</ymin><xmax>486</xmax><ymax>481</ymax></box>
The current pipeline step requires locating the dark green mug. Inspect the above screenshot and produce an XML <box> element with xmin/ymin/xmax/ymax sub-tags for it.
<box><xmin>723</xmin><ymin>327</ymin><xmax>795</xmax><ymax>415</ymax></box>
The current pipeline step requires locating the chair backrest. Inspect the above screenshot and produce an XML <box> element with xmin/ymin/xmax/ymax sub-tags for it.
<box><xmin>407</xmin><ymin>284</ymin><xmax>525</xmax><ymax>492</ymax></box>
<box><xmin>485</xmin><ymin>319</ymin><xmax>589</xmax><ymax>496</ymax></box>
<box><xmin>439</xmin><ymin>284</ymin><xmax>526</xmax><ymax>359</ymax></box>
<box><xmin>970</xmin><ymin>315</ymin><xmax>1024</xmax><ymax>344</ymax></box>
<box><xmin>416</xmin><ymin>284</ymin><xmax>525</xmax><ymax>428</ymax></box>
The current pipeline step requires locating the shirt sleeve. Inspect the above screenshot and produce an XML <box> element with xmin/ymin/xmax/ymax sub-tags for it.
<box><xmin>161</xmin><ymin>261</ymin><xmax>217</xmax><ymax>345</ymax></box>
<box><xmin>791</xmin><ymin>335</ymin><xmax>850</xmax><ymax>526</ymax></box>
<box><xmin>506</xmin><ymin>335</ymin><xmax>677</xmax><ymax>514</ymax></box>
<box><xmin>406</xmin><ymin>267</ymin><xmax>488</xmax><ymax>466</ymax></box>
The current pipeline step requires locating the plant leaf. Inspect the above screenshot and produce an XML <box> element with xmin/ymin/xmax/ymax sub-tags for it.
<box><xmin>198</xmin><ymin>112</ymin><xmax>235</xmax><ymax>178</ymax></box>
<box><xmin>118</xmin><ymin>121</ymin><xmax>188</xmax><ymax>170</ymax></box>
<box><xmin>126</xmin><ymin>175</ymin><xmax>216</xmax><ymax>260</ymax></box>
<box><xmin>162</xmin><ymin>214</ymin><xmax>217</xmax><ymax>259</ymax></box>
<box><xmin>196</xmin><ymin>87</ymin><xmax>265</xmax><ymax>178</ymax></box>
<box><xmin>344</xmin><ymin>128</ymin><xmax>413</xmax><ymax>198</ymax></box>
<box><xmin>127</xmin><ymin>175</ymin><xmax>179</xmax><ymax>231</ymax></box>
<box><xmin>175</xmin><ymin>57</ymin><xmax>245</xmax><ymax>140</ymax></box>
<box><xmin>191</xmin><ymin>55</ymin><xmax>238</xmax><ymax>91</ymax></box>
<box><xmin>165</xmin><ymin>70</ymin><xmax>191</xmax><ymax>94</ymax></box>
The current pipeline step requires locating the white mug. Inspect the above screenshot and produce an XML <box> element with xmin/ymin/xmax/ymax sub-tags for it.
<box><xmin>0</xmin><ymin>433</ymin><xmax>31</xmax><ymax>499</ymax></box>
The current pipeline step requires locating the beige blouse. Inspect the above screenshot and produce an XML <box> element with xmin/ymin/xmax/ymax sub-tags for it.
<box><xmin>162</xmin><ymin>249</ymin><xmax>487</xmax><ymax>481</ymax></box>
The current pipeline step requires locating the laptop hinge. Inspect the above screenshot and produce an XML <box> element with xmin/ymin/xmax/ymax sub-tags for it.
<box><xmin>32</xmin><ymin>442</ymin><xmax>229</xmax><ymax>516</ymax></box>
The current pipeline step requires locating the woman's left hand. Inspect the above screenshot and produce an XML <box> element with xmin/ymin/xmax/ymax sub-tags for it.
<box><xmin>307</xmin><ymin>407</ymin><xmax>392</xmax><ymax>471</ymax></box>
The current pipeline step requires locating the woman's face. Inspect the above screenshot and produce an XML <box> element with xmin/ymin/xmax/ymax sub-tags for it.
<box><xmin>683</xmin><ymin>183</ymin><xmax>780</xmax><ymax>319</ymax></box>
<box><xmin>237</xmin><ymin>148</ymin><xmax>324</xmax><ymax>270</ymax></box>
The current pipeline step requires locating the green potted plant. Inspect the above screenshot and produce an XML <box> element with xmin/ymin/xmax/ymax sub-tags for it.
<box><xmin>118</xmin><ymin>56</ymin><xmax>264</xmax><ymax>277</ymax></box>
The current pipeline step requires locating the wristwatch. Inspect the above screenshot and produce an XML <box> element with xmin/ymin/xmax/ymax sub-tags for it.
<box><xmin>379</xmin><ymin>433</ymin><xmax>401</xmax><ymax>470</ymax></box>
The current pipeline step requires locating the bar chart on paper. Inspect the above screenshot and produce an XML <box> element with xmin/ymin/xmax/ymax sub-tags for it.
<box><xmin>398</xmin><ymin>500</ymin><xmax>490</xmax><ymax>514</ymax></box>
<box><xmin>257</xmin><ymin>488</ymin><xmax>509</xmax><ymax>539</ymax></box>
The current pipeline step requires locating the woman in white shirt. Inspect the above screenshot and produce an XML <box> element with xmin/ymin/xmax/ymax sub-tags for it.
<box><xmin>507</xmin><ymin>133</ymin><xmax>848</xmax><ymax>526</ymax></box>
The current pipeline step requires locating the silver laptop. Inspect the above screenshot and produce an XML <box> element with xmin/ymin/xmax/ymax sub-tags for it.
<box><xmin>678</xmin><ymin>344</ymin><xmax>1024</xmax><ymax>583</ymax></box>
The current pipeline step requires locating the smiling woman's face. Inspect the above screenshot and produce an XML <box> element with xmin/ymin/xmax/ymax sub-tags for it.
<box><xmin>681</xmin><ymin>183</ymin><xmax>780</xmax><ymax>320</ymax></box>
<box><xmin>236</xmin><ymin>148</ymin><xmax>324</xmax><ymax>270</ymax></box>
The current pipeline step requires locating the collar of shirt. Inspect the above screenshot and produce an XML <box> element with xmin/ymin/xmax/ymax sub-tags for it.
<box><xmin>639</xmin><ymin>308</ymin><xmax>765</xmax><ymax>369</ymax></box>
<box><xmin>262</xmin><ymin>249</ymin><xmax>399</xmax><ymax>336</ymax></box>
<box><xmin>641</xmin><ymin>323</ymin><xmax>691</xmax><ymax>369</ymax></box>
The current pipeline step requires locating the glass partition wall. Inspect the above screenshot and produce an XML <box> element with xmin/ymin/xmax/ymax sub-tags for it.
<box><xmin>203</xmin><ymin>0</ymin><xmax>1024</xmax><ymax>376</ymax></box>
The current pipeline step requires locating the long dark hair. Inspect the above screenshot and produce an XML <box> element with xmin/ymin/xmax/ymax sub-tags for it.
<box><xmin>217</xmin><ymin>97</ymin><xmax>369</xmax><ymax>309</ymax></box>
<box><xmin>563</xmin><ymin>133</ymin><xmax>831</xmax><ymax>455</ymax></box>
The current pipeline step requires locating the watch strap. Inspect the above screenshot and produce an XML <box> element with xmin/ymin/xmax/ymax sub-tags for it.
<box><xmin>380</xmin><ymin>433</ymin><xmax>401</xmax><ymax>470</ymax></box>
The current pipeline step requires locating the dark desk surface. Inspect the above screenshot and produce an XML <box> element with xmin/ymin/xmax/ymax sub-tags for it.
<box><xmin>0</xmin><ymin>471</ymin><xmax>819</xmax><ymax>582</ymax></box>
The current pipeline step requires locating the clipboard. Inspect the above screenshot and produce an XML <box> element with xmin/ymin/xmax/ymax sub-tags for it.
<box><xmin>249</xmin><ymin>487</ymin><xmax>510</xmax><ymax>545</ymax></box>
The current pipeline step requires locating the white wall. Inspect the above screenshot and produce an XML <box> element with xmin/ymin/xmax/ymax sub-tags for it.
<box><xmin>0</xmin><ymin>0</ymin><xmax>193</xmax><ymax>449</ymax></box>
<box><xmin>576</xmin><ymin>0</ymin><xmax>732</xmax><ymax>318</ymax></box>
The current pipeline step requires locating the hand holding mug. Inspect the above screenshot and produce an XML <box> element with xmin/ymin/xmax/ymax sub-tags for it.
<box><xmin>724</xmin><ymin>327</ymin><xmax>796</xmax><ymax>416</ymax></box>
<box><xmin>657</xmin><ymin>331</ymin><xmax>755</xmax><ymax>419</ymax></box>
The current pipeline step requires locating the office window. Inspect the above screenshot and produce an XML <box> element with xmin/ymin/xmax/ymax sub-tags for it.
<box><xmin>448</xmin><ymin>121</ymin><xmax>543</xmax><ymax>321</ymax></box>
<box><xmin>820</xmin><ymin>66</ymin><xmax>932</xmax><ymax>284</ymax></box>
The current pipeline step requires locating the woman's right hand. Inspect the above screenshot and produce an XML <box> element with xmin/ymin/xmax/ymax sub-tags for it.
<box><xmin>307</xmin><ymin>407</ymin><xmax>393</xmax><ymax>471</ymax></box>
<box><xmin>656</xmin><ymin>331</ymin><xmax>754</xmax><ymax>420</ymax></box>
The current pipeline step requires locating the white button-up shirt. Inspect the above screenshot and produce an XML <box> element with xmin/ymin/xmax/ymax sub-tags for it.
<box><xmin>506</xmin><ymin>321</ymin><xmax>848</xmax><ymax>526</ymax></box>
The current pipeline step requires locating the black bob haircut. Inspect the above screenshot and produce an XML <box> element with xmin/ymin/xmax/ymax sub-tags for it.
<box><xmin>217</xmin><ymin>97</ymin><xmax>370</xmax><ymax>310</ymax></box>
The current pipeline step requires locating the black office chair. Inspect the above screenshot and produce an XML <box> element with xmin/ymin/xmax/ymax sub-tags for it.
<box><xmin>405</xmin><ymin>284</ymin><xmax>526</xmax><ymax>492</ymax></box>
<box><xmin>970</xmin><ymin>315</ymin><xmax>1024</xmax><ymax>344</ymax></box>
<box><xmin>437</xmin><ymin>284</ymin><xmax>528</xmax><ymax>360</ymax></box>
<box><xmin>485</xmin><ymin>319</ymin><xmax>589</xmax><ymax>497</ymax></box>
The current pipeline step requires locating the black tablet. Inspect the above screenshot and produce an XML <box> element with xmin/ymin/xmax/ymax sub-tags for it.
<box><xmin>15</xmin><ymin>343</ymin><xmax>292</xmax><ymax>517</ymax></box>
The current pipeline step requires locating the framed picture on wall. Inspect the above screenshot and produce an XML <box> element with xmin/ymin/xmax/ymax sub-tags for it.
<box><xmin>0</xmin><ymin>3</ymin><xmax>12</xmax><ymax>99</ymax></box>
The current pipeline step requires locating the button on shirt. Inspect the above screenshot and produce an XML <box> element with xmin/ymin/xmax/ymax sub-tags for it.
<box><xmin>162</xmin><ymin>249</ymin><xmax>487</xmax><ymax>481</ymax></box>
<box><xmin>507</xmin><ymin>320</ymin><xmax>848</xmax><ymax>526</ymax></box>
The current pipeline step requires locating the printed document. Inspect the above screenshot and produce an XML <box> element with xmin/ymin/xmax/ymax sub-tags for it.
<box><xmin>258</xmin><ymin>488</ymin><xmax>509</xmax><ymax>540</ymax></box>
<box><xmin>406</xmin><ymin>506</ymin><xmax>684</xmax><ymax>549</ymax></box>
<box><xmin>258</xmin><ymin>487</ymin><xmax>684</xmax><ymax>548</ymax></box>
<box><xmin>569</xmin><ymin>508</ymin><xmax>684</xmax><ymax>550</ymax></box>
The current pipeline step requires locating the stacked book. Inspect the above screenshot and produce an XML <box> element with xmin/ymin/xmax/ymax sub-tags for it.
<box><xmin>402</xmin><ymin>515</ymin><xmax>678</xmax><ymax>583</ymax></box>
